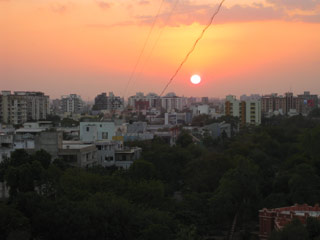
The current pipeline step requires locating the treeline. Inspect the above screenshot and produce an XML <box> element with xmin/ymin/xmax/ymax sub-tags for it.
<box><xmin>1</xmin><ymin>114</ymin><xmax>320</xmax><ymax>240</ymax></box>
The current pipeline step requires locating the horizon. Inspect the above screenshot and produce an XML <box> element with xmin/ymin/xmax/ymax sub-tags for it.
<box><xmin>1</xmin><ymin>0</ymin><xmax>320</xmax><ymax>100</ymax></box>
<box><xmin>1</xmin><ymin>89</ymin><xmax>319</xmax><ymax>102</ymax></box>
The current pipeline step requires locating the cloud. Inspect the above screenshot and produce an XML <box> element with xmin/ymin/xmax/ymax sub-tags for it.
<box><xmin>267</xmin><ymin>0</ymin><xmax>320</xmax><ymax>10</ymax></box>
<box><xmin>292</xmin><ymin>12</ymin><xmax>320</xmax><ymax>22</ymax></box>
<box><xmin>87</xmin><ymin>21</ymin><xmax>134</xmax><ymax>28</ymax></box>
<box><xmin>96</xmin><ymin>1</ymin><xmax>112</xmax><ymax>10</ymax></box>
<box><xmin>138</xmin><ymin>0</ymin><xmax>150</xmax><ymax>5</ymax></box>
<box><xmin>51</xmin><ymin>3</ymin><xmax>69</xmax><ymax>14</ymax></box>
<box><xmin>136</xmin><ymin>3</ymin><xmax>285</xmax><ymax>26</ymax></box>
<box><xmin>135</xmin><ymin>2</ymin><xmax>320</xmax><ymax>26</ymax></box>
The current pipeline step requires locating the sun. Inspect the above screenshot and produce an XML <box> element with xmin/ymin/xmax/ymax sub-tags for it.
<box><xmin>190</xmin><ymin>74</ymin><xmax>201</xmax><ymax>85</ymax></box>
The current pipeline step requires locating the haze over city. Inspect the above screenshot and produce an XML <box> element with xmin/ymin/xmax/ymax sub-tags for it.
<box><xmin>1</xmin><ymin>0</ymin><xmax>320</xmax><ymax>99</ymax></box>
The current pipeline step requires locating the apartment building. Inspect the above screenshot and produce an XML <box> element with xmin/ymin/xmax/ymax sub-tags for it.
<box><xmin>161</xmin><ymin>92</ymin><xmax>183</xmax><ymax>112</ymax></box>
<box><xmin>225</xmin><ymin>95</ymin><xmax>261</xmax><ymax>126</ymax></box>
<box><xmin>260</xmin><ymin>92</ymin><xmax>316</xmax><ymax>116</ymax></box>
<box><xmin>128</xmin><ymin>92</ymin><xmax>160</xmax><ymax>110</ymax></box>
<box><xmin>61</xmin><ymin>94</ymin><xmax>83</xmax><ymax>114</ymax></box>
<box><xmin>0</xmin><ymin>91</ymin><xmax>49</xmax><ymax>125</ymax></box>
<box><xmin>298</xmin><ymin>91</ymin><xmax>319</xmax><ymax>115</ymax></box>
<box><xmin>92</xmin><ymin>92</ymin><xmax>124</xmax><ymax>111</ymax></box>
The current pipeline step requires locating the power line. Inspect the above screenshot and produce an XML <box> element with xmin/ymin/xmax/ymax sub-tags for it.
<box><xmin>159</xmin><ymin>0</ymin><xmax>226</xmax><ymax>97</ymax></box>
<box><xmin>134</xmin><ymin>0</ymin><xmax>180</xmax><ymax>88</ymax></box>
<box><xmin>123</xmin><ymin>0</ymin><xmax>166</xmax><ymax>99</ymax></box>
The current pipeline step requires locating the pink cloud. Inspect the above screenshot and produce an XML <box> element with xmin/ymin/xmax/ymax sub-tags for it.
<box><xmin>267</xmin><ymin>0</ymin><xmax>320</xmax><ymax>10</ymax></box>
<box><xmin>96</xmin><ymin>1</ymin><xmax>112</xmax><ymax>10</ymax></box>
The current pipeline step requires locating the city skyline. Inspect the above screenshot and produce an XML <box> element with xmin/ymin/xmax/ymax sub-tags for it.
<box><xmin>1</xmin><ymin>0</ymin><xmax>320</xmax><ymax>99</ymax></box>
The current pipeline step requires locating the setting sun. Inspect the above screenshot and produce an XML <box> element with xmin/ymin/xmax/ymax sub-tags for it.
<box><xmin>190</xmin><ymin>74</ymin><xmax>201</xmax><ymax>85</ymax></box>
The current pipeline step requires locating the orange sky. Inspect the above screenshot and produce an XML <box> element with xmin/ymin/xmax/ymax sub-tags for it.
<box><xmin>1</xmin><ymin>0</ymin><xmax>320</xmax><ymax>100</ymax></box>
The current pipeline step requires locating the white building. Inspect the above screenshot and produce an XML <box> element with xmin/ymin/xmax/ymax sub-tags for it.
<box><xmin>80</xmin><ymin>122</ymin><xmax>116</xmax><ymax>143</ymax></box>
<box><xmin>165</xmin><ymin>112</ymin><xmax>188</xmax><ymax>125</ymax></box>
<box><xmin>245</xmin><ymin>100</ymin><xmax>262</xmax><ymax>125</ymax></box>
<box><xmin>161</xmin><ymin>93</ymin><xmax>183</xmax><ymax>112</ymax></box>
<box><xmin>61</xmin><ymin>94</ymin><xmax>83</xmax><ymax>114</ymax></box>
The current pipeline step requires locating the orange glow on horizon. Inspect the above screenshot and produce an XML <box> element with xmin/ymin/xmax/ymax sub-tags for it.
<box><xmin>1</xmin><ymin>1</ymin><xmax>320</xmax><ymax>99</ymax></box>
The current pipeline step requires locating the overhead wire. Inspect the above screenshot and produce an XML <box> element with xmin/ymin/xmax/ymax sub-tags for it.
<box><xmin>123</xmin><ymin>0</ymin><xmax>166</xmax><ymax>99</ymax></box>
<box><xmin>133</xmin><ymin>0</ymin><xmax>180</xmax><ymax>88</ymax></box>
<box><xmin>159</xmin><ymin>0</ymin><xmax>226</xmax><ymax>97</ymax></box>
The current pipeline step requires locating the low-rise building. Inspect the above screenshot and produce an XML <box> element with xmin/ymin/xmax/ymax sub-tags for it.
<box><xmin>203</xmin><ymin>122</ymin><xmax>231</xmax><ymax>139</ymax></box>
<box><xmin>259</xmin><ymin>204</ymin><xmax>320</xmax><ymax>240</ymax></box>
<box><xmin>115</xmin><ymin>147</ymin><xmax>142</xmax><ymax>170</ymax></box>
<box><xmin>165</xmin><ymin>112</ymin><xmax>191</xmax><ymax>125</ymax></box>
<box><xmin>80</xmin><ymin>122</ymin><xmax>116</xmax><ymax>142</ymax></box>
<box><xmin>58</xmin><ymin>141</ymin><xmax>97</xmax><ymax>168</ymax></box>
<box><xmin>95</xmin><ymin>140</ymin><xmax>116</xmax><ymax>167</ymax></box>
<box><xmin>0</xmin><ymin>134</ymin><xmax>13</xmax><ymax>162</ymax></box>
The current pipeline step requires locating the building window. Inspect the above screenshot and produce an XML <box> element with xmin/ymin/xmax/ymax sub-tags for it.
<box><xmin>102</xmin><ymin>132</ymin><xmax>108</xmax><ymax>139</ymax></box>
<box><xmin>86</xmin><ymin>127</ymin><xmax>89</xmax><ymax>132</ymax></box>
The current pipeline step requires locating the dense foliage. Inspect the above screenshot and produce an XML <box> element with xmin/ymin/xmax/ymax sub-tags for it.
<box><xmin>1</xmin><ymin>114</ymin><xmax>320</xmax><ymax>239</ymax></box>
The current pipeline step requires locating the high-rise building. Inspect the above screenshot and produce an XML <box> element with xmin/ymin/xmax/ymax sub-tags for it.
<box><xmin>246</xmin><ymin>100</ymin><xmax>262</xmax><ymax>125</ymax></box>
<box><xmin>61</xmin><ymin>94</ymin><xmax>83</xmax><ymax>114</ymax></box>
<box><xmin>261</xmin><ymin>92</ymin><xmax>314</xmax><ymax>116</ymax></box>
<box><xmin>128</xmin><ymin>92</ymin><xmax>160</xmax><ymax>110</ymax></box>
<box><xmin>240</xmin><ymin>94</ymin><xmax>261</xmax><ymax>101</ymax></box>
<box><xmin>225</xmin><ymin>95</ymin><xmax>261</xmax><ymax>125</ymax></box>
<box><xmin>298</xmin><ymin>91</ymin><xmax>319</xmax><ymax>115</ymax></box>
<box><xmin>161</xmin><ymin>92</ymin><xmax>183</xmax><ymax>112</ymax></box>
<box><xmin>0</xmin><ymin>91</ymin><xmax>49</xmax><ymax>124</ymax></box>
<box><xmin>201</xmin><ymin>97</ymin><xmax>209</xmax><ymax>104</ymax></box>
<box><xmin>93</xmin><ymin>92</ymin><xmax>124</xmax><ymax>111</ymax></box>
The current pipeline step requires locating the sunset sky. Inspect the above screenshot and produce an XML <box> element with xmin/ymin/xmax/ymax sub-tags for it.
<box><xmin>1</xmin><ymin>0</ymin><xmax>320</xmax><ymax>100</ymax></box>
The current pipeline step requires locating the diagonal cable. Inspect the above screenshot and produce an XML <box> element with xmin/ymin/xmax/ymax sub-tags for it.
<box><xmin>159</xmin><ymin>0</ymin><xmax>226</xmax><ymax>97</ymax></box>
<box><xmin>134</xmin><ymin>0</ymin><xmax>180</xmax><ymax>88</ymax></box>
<box><xmin>123</xmin><ymin>0</ymin><xmax>166</xmax><ymax>98</ymax></box>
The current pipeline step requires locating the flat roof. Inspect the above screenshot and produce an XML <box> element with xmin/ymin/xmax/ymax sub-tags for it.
<box><xmin>62</xmin><ymin>144</ymin><xmax>94</xmax><ymax>150</ymax></box>
<box><xmin>16</xmin><ymin>128</ymin><xmax>45</xmax><ymax>133</ymax></box>
<box><xmin>281</xmin><ymin>211</ymin><xmax>320</xmax><ymax>217</ymax></box>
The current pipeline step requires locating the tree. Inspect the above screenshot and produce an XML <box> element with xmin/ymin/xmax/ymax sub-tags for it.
<box><xmin>9</xmin><ymin>149</ymin><xmax>31</xmax><ymax>167</ymax></box>
<box><xmin>0</xmin><ymin>203</ymin><xmax>30</xmax><ymax>240</ymax></box>
<box><xmin>183</xmin><ymin>153</ymin><xmax>232</xmax><ymax>193</ymax></box>
<box><xmin>209</xmin><ymin>158</ymin><xmax>260</xmax><ymax>226</ymax></box>
<box><xmin>287</xmin><ymin>164</ymin><xmax>320</xmax><ymax>205</ymax></box>
<box><xmin>176</xmin><ymin>131</ymin><xmax>193</xmax><ymax>148</ymax></box>
<box><xmin>129</xmin><ymin>160</ymin><xmax>156</xmax><ymax>181</ymax></box>
<box><xmin>306</xmin><ymin>217</ymin><xmax>320</xmax><ymax>240</ymax></box>
<box><xmin>32</xmin><ymin>149</ymin><xmax>52</xmax><ymax>169</ymax></box>
<box><xmin>308</xmin><ymin>108</ymin><xmax>320</xmax><ymax>118</ymax></box>
<box><xmin>268</xmin><ymin>218</ymin><xmax>308</xmax><ymax>240</ymax></box>
<box><xmin>5</xmin><ymin>160</ymin><xmax>44</xmax><ymax>196</ymax></box>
